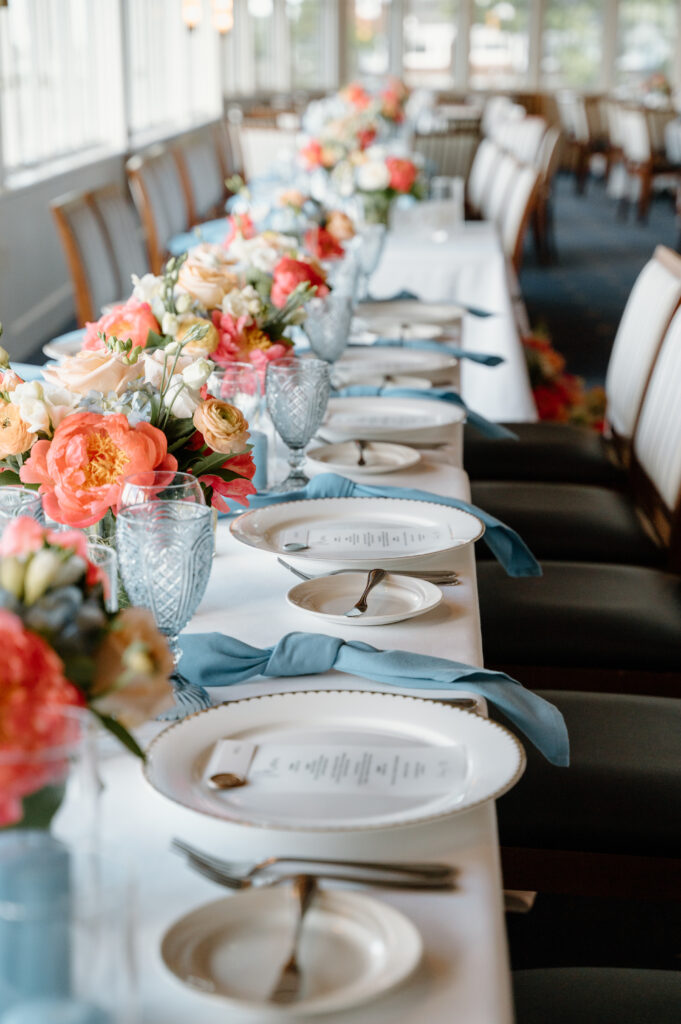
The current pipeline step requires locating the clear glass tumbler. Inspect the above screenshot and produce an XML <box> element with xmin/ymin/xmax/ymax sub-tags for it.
<box><xmin>265</xmin><ymin>358</ymin><xmax>331</xmax><ymax>492</ymax></box>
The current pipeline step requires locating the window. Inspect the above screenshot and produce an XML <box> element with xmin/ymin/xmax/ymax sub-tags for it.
<box><xmin>403</xmin><ymin>0</ymin><xmax>459</xmax><ymax>89</ymax></box>
<box><xmin>469</xmin><ymin>0</ymin><xmax>530</xmax><ymax>90</ymax></box>
<box><xmin>126</xmin><ymin>0</ymin><xmax>221</xmax><ymax>140</ymax></box>
<box><xmin>541</xmin><ymin>0</ymin><xmax>604</xmax><ymax>89</ymax></box>
<box><xmin>248</xmin><ymin>0</ymin><xmax>277</xmax><ymax>92</ymax></box>
<box><xmin>347</xmin><ymin>0</ymin><xmax>392</xmax><ymax>79</ymax></box>
<box><xmin>286</xmin><ymin>0</ymin><xmax>325</xmax><ymax>90</ymax></box>
<box><xmin>0</xmin><ymin>0</ymin><xmax>121</xmax><ymax>174</ymax></box>
<box><xmin>616</xmin><ymin>0</ymin><xmax>678</xmax><ymax>91</ymax></box>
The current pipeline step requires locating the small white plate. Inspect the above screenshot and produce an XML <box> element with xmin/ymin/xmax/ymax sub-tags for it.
<box><xmin>357</xmin><ymin>300</ymin><xmax>464</xmax><ymax>328</ymax></box>
<box><xmin>352</xmin><ymin>324</ymin><xmax>444</xmax><ymax>343</ymax></box>
<box><xmin>287</xmin><ymin>571</ymin><xmax>442</xmax><ymax>626</ymax></box>
<box><xmin>42</xmin><ymin>328</ymin><xmax>86</xmax><ymax>361</ymax></box>
<box><xmin>307</xmin><ymin>441</ymin><xmax>421</xmax><ymax>476</ymax></box>
<box><xmin>337</xmin><ymin>346</ymin><xmax>456</xmax><ymax>384</ymax></box>
<box><xmin>161</xmin><ymin>887</ymin><xmax>422</xmax><ymax>1017</ymax></box>
<box><xmin>145</xmin><ymin>691</ymin><xmax>525</xmax><ymax>831</ymax></box>
<box><xmin>333</xmin><ymin>371</ymin><xmax>433</xmax><ymax>390</ymax></box>
<box><xmin>323</xmin><ymin>395</ymin><xmax>465</xmax><ymax>445</ymax></box>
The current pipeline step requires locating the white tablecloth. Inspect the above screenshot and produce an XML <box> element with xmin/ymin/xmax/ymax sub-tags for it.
<box><xmin>370</xmin><ymin>220</ymin><xmax>537</xmax><ymax>424</ymax></box>
<box><xmin>94</xmin><ymin>444</ymin><xmax>514</xmax><ymax>1024</ymax></box>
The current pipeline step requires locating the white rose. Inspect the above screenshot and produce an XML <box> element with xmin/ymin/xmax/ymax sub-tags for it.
<box><xmin>356</xmin><ymin>160</ymin><xmax>390</xmax><ymax>192</ymax></box>
<box><xmin>9</xmin><ymin>381</ymin><xmax>77</xmax><ymax>434</ymax></box>
<box><xmin>162</xmin><ymin>376</ymin><xmax>201</xmax><ymax>419</ymax></box>
<box><xmin>182</xmin><ymin>358</ymin><xmax>213</xmax><ymax>390</ymax></box>
<box><xmin>175</xmin><ymin>291</ymin><xmax>193</xmax><ymax>314</ymax></box>
<box><xmin>131</xmin><ymin>273</ymin><xmax>165</xmax><ymax>322</ymax></box>
<box><xmin>143</xmin><ymin>350</ymin><xmax>192</xmax><ymax>389</ymax></box>
<box><xmin>221</xmin><ymin>284</ymin><xmax>263</xmax><ymax>320</ymax></box>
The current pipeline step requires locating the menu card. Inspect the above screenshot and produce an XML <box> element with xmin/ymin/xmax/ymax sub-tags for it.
<box><xmin>279</xmin><ymin>521</ymin><xmax>451</xmax><ymax>556</ymax></box>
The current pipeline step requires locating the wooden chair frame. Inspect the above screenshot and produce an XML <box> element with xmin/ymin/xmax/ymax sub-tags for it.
<box><xmin>126</xmin><ymin>151</ymin><xmax>166</xmax><ymax>275</ymax></box>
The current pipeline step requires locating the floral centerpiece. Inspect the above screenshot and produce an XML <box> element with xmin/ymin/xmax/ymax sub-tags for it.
<box><xmin>0</xmin><ymin>516</ymin><xmax>174</xmax><ymax>827</ymax></box>
<box><xmin>523</xmin><ymin>333</ymin><xmax>606</xmax><ymax>429</ymax></box>
<box><xmin>351</xmin><ymin>149</ymin><xmax>425</xmax><ymax>225</ymax></box>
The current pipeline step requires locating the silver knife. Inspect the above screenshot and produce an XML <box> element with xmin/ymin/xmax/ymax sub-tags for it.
<box><xmin>269</xmin><ymin>875</ymin><xmax>317</xmax><ymax>1004</ymax></box>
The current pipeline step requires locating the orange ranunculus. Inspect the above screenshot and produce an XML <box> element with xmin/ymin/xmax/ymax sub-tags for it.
<box><xmin>83</xmin><ymin>300</ymin><xmax>160</xmax><ymax>352</ymax></box>
<box><xmin>271</xmin><ymin>258</ymin><xmax>329</xmax><ymax>309</ymax></box>
<box><xmin>385</xmin><ymin>157</ymin><xmax>418</xmax><ymax>193</ymax></box>
<box><xmin>0</xmin><ymin>402</ymin><xmax>37</xmax><ymax>460</ymax></box>
<box><xmin>304</xmin><ymin>226</ymin><xmax>344</xmax><ymax>262</ymax></box>
<box><xmin>325</xmin><ymin>210</ymin><xmax>356</xmax><ymax>242</ymax></box>
<box><xmin>19</xmin><ymin>412</ymin><xmax>177</xmax><ymax>528</ymax></box>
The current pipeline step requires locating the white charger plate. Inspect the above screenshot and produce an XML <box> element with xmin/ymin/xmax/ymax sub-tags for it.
<box><xmin>161</xmin><ymin>887</ymin><xmax>422</xmax><ymax>1017</ymax></box>
<box><xmin>286</xmin><ymin>571</ymin><xmax>443</xmax><ymax>626</ymax></box>
<box><xmin>306</xmin><ymin>441</ymin><xmax>421</xmax><ymax>476</ymax></box>
<box><xmin>352</xmin><ymin>324</ymin><xmax>444</xmax><ymax>343</ymax></box>
<box><xmin>337</xmin><ymin>346</ymin><xmax>456</xmax><ymax>384</ymax></box>
<box><xmin>230</xmin><ymin>496</ymin><xmax>484</xmax><ymax>569</ymax></box>
<box><xmin>323</xmin><ymin>396</ymin><xmax>464</xmax><ymax>445</ymax></box>
<box><xmin>144</xmin><ymin>691</ymin><xmax>525</xmax><ymax>831</ymax></box>
<box><xmin>42</xmin><ymin>328</ymin><xmax>86</xmax><ymax>361</ymax></box>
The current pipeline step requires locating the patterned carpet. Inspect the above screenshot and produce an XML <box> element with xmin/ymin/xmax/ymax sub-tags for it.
<box><xmin>520</xmin><ymin>172</ymin><xmax>679</xmax><ymax>388</ymax></box>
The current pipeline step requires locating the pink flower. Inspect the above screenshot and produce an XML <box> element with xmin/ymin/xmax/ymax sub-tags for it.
<box><xmin>224</xmin><ymin>213</ymin><xmax>255</xmax><ymax>248</ymax></box>
<box><xmin>0</xmin><ymin>608</ymin><xmax>84</xmax><ymax>827</ymax></box>
<box><xmin>342</xmin><ymin>83</ymin><xmax>371</xmax><ymax>109</ymax></box>
<box><xmin>200</xmin><ymin>452</ymin><xmax>257</xmax><ymax>511</ymax></box>
<box><xmin>300</xmin><ymin>139</ymin><xmax>324</xmax><ymax>169</ymax></box>
<box><xmin>83</xmin><ymin>300</ymin><xmax>160</xmax><ymax>352</ymax></box>
<box><xmin>20</xmin><ymin>412</ymin><xmax>177</xmax><ymax>528</ymax></box>
<box><xmin>271</xmin><ymin>258</ymin><xmax>329</xmax><ymax>309</ymax></box>
<box><xmin>0</xmin><ymin>517</ymin><xmax>105</xmax><ymax>590</ymax></box>
<box><xmin>385</xmin><ymin>157</ymin><xmax>418</xmax><ymax>193</ymax></box>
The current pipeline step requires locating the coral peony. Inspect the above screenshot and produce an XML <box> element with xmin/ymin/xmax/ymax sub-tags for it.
<box><xmin>385</xmin><ymin>157</ymin><xmax>418</xmax><ymax>193</ymax></box>
<box><xmin>83</xmin><ymin>300</ymin><xmax>160</xmax><ymax>352</ymax></box>
<box><xmin>342</xmin><ymin>83</ymin><xmax>371</xmax><ymax>109</ymax></box>
<box><xmin>0</xmin><ymin>608</ymin><xmax>84</xmax><ymax>826</ymax></box>
<box><xmin>19</xmin><ymin>412</ymin><xmax>177</xmax><ymax>527</ymax></box>
<box><xmin>271</xmin><ymin>258</ymin><xmax>329</xmax><ymax>309</ymax></box>
<box><xmin>300</xmin><ymin>139</ymin><xmax>325</xmax><ymax>170</ymax></box>
<box><xmin>304</xmin><ymin>226</ymin><xmax>344</xmax><ymax>262</ymax></box>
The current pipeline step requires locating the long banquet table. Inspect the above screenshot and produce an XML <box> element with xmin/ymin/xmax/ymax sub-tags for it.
<box><xmin>66</xmin><ymin>219</ymin><xmax>535</xmax><ymax>1022</ymax></box>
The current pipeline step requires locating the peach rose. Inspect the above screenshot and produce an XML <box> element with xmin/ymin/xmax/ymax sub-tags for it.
<box><xmin>20</xmin><ymin>411</ymin><xmax>177</xmax><ymax>528</ymax></box>
<box><xmin>0</xmin><ymin>402</ymin><xmax>37</xmax><ymax>459</ymax></box>
<box><xmin>326</xmin><ymin>211</ymin><xmax>356</xmax><ymax>243</ymax></box>
<box><xmin>0</xmin><ymin>368</ymin><xmax>24</xmax><ymax>392</ymax></box>
<box><xmin>176</xmin><ymin>316</ymin><xmax>220</xmax><ymax>355</ymax></box>
<box><xmin>178</xmin><ymin>246</ymin><xmax>240</xmax><ymax>309</ymax></box>
<box><xmin>43</xmin><ymin>350</ymin><xmax>142</xmax><ymax>397</ymax></box>
<box><xmin>193</xmin><ymin>398</ymin><xmax>250</xmax><ymax>454</ymax></box>
<box><xmin>83</xmin><ymin>300</ymin><xmax>160</xmax><ymax>352</ymax></box>
<box><xmin>271</xmin><ymin>257</ymin><xmax>329</xmax><ymax>309</ymax></box>
<box><xmin>92</xmin><ymin>608</ymin><xmax>174</xmax><ymax>727</ymax></box>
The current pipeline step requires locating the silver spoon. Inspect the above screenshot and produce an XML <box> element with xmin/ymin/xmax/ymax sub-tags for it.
<box><xmin>356</xmin><ymin>439</ymin><xmax>368</xmax><ymax>466</ymax></box>
<box><xmin>344</xmin><ymin>567</ymin><xmax>387</xmax><ymax>617</ymax></box>
<box><xmin>282</xmin><ymin>542</ymin><xmax>309</xmax><ymax>552</ymax></box>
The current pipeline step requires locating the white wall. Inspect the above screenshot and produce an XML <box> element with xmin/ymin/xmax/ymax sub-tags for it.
<box><xmin>0</xmin><ymin>154</ymin><xmax>126</xmax><ymax>360</ymax></box>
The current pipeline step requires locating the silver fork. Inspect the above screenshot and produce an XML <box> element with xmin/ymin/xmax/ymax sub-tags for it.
<box><xmin>269</xmin><ymin>875</ymin><xmax>316</xmax><ymax>1005</ymax></box>
<box><xmin>344</xmin><ymin>568</ymin><xmax>387</xmax><ymax>617</ymax></box>
<box><xmin>171</xmin><ymin>838</ymin><xmax>457</xmax><ymax>881</ymax></box>
<box><xmin>277</xmin><ymin>557</ymin><xmax>460</xmax><ymax>585</ymax></box>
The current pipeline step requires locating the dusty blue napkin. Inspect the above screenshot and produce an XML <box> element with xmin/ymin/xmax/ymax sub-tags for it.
<box><xmin>245</xmin><ymin>473</ymin><xmax>541</xmax><ymax>577</ymax></box>
<box><xmin>366</xmin><ymin>338</ymin><xmax>504</xmax><ymax>366</ymax></box>
<box><xmin>179</xmin><ymin>631</ymin><xmax>569</xmax><ymax>766</ymax></box>
<box><xmin>333</xmin><ymin>385</ymin><xmax>517</xmax><ymax>440</ymax></box>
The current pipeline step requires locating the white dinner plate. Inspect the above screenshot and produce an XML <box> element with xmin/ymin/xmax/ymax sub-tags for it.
<box><xmin>161</xmin><ymin>887</ymin><xmax>422</xmax><ymax>1016</ymax></box>
<box><xmin>306</xmin><ymin>440</ymin><xmax>421</xmax><ymax>475</ymax></box>
<box><xmin>42</xmin><ymin>328</ymin><xmax>86</xmax><ymax>361</ymax></box>
<box><xmin>357</xmin><ymin>300</ymin><xmax>464</xmax><ymax>328</ymax></box>
<box><xmin>322</xmin><ymin>396</ymin><xmax>464</xmax><ymax>445</ymax></box>
<box><xmin>286</xmin><ymin>571</ymin><xmax>443</xmax><ymax>626</ymax></box>
<box><xmin>352</xmin><ymin>324</ymin><xmax>444</xmax><ymax>343</ymax></box>
<box><xmin>337</xmin><ymin>346</ymin><xmax>456</xmax><ymax>384</ymax></box>
<box><xmin>230</xmin><ymin>496</ymin><xmax>484</xmax><ymax>569</ymax></box>
<box><xmin>144</xmin><ymin>691</ymin><xmax>525</xmax><ymax>831</ymax></box>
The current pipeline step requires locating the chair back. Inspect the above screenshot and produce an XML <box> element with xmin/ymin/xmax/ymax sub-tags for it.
<box><xmin>498</xmin><ymin>165</ymin><xmax>540</xmax><ymax>273</ymax></box>
<box><xmin>556</xmin><ymin>92</ymin><xmax>589</xmax><ymax>143</ymax></box>
<box><xmin>536</xmin><ymin>127</ymin><xmax>563</xmax><ymax>185</ymax></box>
<box><xmin>504</xmin><ymin>117</ymin><xmax>547</xmax><ymax>166</ymax></box>
<box><xmin>91</xmin><ymin>184</ymin><xmax>148</xmax><ymax>290</ymax></box>
<box><xmin>51</xmin><ymin>191</ymin><xmax>121</xmax><ymax>326</ymax></box>
<box><xmin>413</xmin><ymin>128</ymin><xmax>478</xmax><ymax>180</ymax></box>
<box><xmin>126</xmin><ymin>146</ymin><xmax>190</xmax><ymax>274</ymax></box>
<box><xmin>630</xmin><ymin>306</ymin><xmax>681</xmax><ymax>566</ymax></box>
<box><xmin>238</xmin><ymin>126</ymin><xmax>297</xmax><ymax>180</ymax></box>
<box><xmin>467</xmin><ymin>138</ymin><xmax>499</xmax><ymax>214</ymax></box>
<box><xmin>605</xmin><ymin>246</ymin><xmax>681</xmax><ymax>447</ymax></box>
<box><xmin>483</xmin><ymin>153</ymin><xmax>518</xmax><ymax>224</ymax></box>
<box><xmin>620</xmin><ymin>108</ymin><xmax>652</xmax><ymax>164</ymax></box>
<box><xmin>174</xmin><ymin>129</ymin><xmax>225</xmax><ymax>223</ymax></box>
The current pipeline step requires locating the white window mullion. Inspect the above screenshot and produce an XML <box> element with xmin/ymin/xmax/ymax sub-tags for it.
<box><xmin>601</xmin><ymin>0</ymin><xmax>618</xmax><ymax>93</ymax></box>
<box><xmin>456</xmin><ymin>0</ymin><xmax>472</xmax><ymax>92</ymax></box>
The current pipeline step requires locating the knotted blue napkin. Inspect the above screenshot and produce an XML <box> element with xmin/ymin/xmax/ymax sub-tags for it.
<box><xmin>179</xmin><ymin>631</ymin><xmax>569</xmax><ymax>766</ymax></box>
<box><xmin>241</xmin><ymin>473</ymin><xmax>541</xmax><ymax>577</ymax></box>
<box><xmin>366</xmin><ymin>338</ymin><xmax>504</xmax><ymax>367</ymax></box>
<box><xmin>333</xmin><ymin>385</ymin><xmax>518</xmax><ymax>440</ymax></box>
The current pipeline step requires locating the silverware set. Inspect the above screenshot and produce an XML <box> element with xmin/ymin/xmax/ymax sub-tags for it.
<box><xmin>277</xmin><ymin>557</ymin><xmax>460</xmax><ymax>586</ymax></box>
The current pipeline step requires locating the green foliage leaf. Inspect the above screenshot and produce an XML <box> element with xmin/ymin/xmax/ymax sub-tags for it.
<box><xmin>93</xmin><ymin>711</ymin><xmax>146</xmax><ymax>760</ymax></box>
